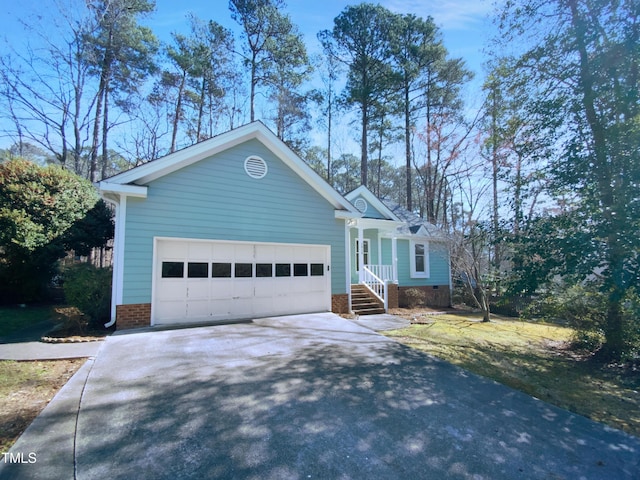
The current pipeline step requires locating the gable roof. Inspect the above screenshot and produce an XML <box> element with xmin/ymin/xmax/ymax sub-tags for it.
<box><xmin>99</xmin><ymin>121</ymin><xmax>359</xmax><ymax>214</ymax></box>
<box><xmin>344</xmin><ymin>186</ymin><xmax>402</xmax><ymax>222</ymax></box>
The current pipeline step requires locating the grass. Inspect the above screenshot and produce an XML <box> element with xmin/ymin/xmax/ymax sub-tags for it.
<box><xmin>0</xmin><ymin>359</ymin><xmax>85</xmax><ymax>452</ymax></box>
<box><xmin>0</xmin><ymin>305</ymin><xmax>52</xmax><ymax>337</ymax></box>
<box><xmin>384</xmin><ymin>310</ymin><xmax>640</xmax><ymax>438</ymax></box>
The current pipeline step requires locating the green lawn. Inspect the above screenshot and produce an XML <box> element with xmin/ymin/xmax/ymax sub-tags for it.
<box><xmin>384</xmin><ymin>311</ymin><xmax>640</xmax><ymax>437</ymax></box>
<box><xmin>0</xmin><ymin>305</ymin><xmax>53</xmax><ymax>337</ymax></box>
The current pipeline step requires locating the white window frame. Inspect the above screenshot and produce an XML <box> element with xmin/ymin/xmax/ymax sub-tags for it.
<box><xmin>410</xmin><ymin>240</ymin><xmax>429</xmax><ymax>278</ymax></box>
<box><xmin>355</xmin><ymin>239</ymin><xmax>370</xmax><ymax>272</ymax></box>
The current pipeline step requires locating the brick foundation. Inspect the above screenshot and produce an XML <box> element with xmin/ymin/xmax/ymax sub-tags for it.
<box><xmin>116</xmin><ymin>303</ymin><xmax>151</xmax><ymax>330</ymax></box>
<box><xmin>331</xmin><ymin>294</ymin><xmax>350</xmax><ymax>314</ymax></box>
<box><xmin>387</xmin><ymin>283</ymin><xmax>399</xmax><ymax>309</ymax></box>
<box><xmin>398</xmin><ymin>285</ymin><xmax>451</xmax><ymax>308</ymax></box>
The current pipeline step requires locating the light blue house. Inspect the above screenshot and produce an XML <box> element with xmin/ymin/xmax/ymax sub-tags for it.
<box><xmin>98</xmin><ymin>122</ymin><xmax>451</xmax><ymax>329</ymax></box>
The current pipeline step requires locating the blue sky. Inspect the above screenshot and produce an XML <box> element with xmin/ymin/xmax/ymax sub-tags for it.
<box><xmin>4</xmin><ymin>0</ymin><xmax>495</xmax><ymax>82</ymax></box>
<box><xmin>2</xmin><ymin>0</ymin><xmax>496</xmax><ymax>154</ymax></box>
<box><xmin>150</xmin><ymin>0</ymin><xmax>495</xmax><ymax>80</ymax></box>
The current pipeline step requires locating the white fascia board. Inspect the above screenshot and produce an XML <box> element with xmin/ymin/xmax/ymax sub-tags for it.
<box><xmin>335</xmin><ymin>210</ymin><xmax>362</xmax><ymax>219</ymax></box>
<box><xmin>98</xmin><ymin>182</ymin><xmax>147</xmax><ymax>198</ymax></box>
<box><xmin>111</xmin><ymin>124</ymin><xmax>260</xmax><ymax>185</ymax></box>
<box><xmin>255</xmin><ymin>128</ymin><xmax>358</xmax><ymax>213</ymax></box>
<box><xmin>354</xmin><ymin>217</ymin><xmax>405</xmax><ymax>231</ymax></box>
<box><xmin>101</xmin><ymin>121</ymin><xmax>358</xmax><ymax>214</ymax></box>
<box><xmin>345</xmin><ymin>185</ymin><xmax>402</xmax><ymax>222</ymax></box>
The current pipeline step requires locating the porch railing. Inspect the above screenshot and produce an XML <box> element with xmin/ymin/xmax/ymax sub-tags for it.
<box><xmin>362</xmin><ymin>265</ymin><xmax>388</xmax><ymax>312</ymax></box>
<box><xmin>366</xmin><ymin>264</ymin><xmax>395</xmax><ymax>282</ymax></box>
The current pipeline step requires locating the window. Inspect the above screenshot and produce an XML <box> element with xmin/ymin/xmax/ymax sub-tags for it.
<box><xmin>211</xmin><ymin>263</ymin><xmax>232</xmax><ymax>278</ymax></box>
<box><xmin>235</xmin><ymin>263</ymin><xmax>253</xmax><ymax>278</ymax></box>
<box><xmin>410</xmin><ymin>241</ymin><xmax>429</xmax><ymax>278</ymax></box>
<box><xmin>256</xmin><ymin>263</ymin><xmax>273</xmax><ymax>278</ymax></box>
<box><xmin>275</xmin><ymin>263</ymin><xmax>291</xmax><ymax>277</ymax></box>
<box><xmin>161</xmin><ymin>262</ymin><xmax>184</xmax><ymax>278</ymax></box>
<box><xmin>355</xmin><ymin>239</ymin><xmax>370</xmax><ymax>271</ymax></box>
<box><xmin>293</xmin><ymin>263</ymin><xmax>308</xmax><ymax>276</ymax></box>
<box><xmin>187</xmin><ymin>262</ymin><xmax>208</xmax><ymax>278</ymax></box>
<box><xmin>310</xmin><ymin>263</ymin><xmax>324</xmax><ymax>276</ymax></box>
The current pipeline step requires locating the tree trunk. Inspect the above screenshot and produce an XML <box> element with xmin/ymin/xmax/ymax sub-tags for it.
<box><xmin>361</xmin><ymin>102</ymin><xmax>368</xmax><ymax>187</ymax></box>
<box><xmin>404</xmin><ymin>79</ymin><xmax>412</xmax><ymax>211</ymax></box>
<box><xmin>568</xmin><ymin>0</ymin><xmax>625</xmax><ymax>359</ymax></box>
<box><xmin>101</xmin><ymin>81</ymin><xmax>110</xmax><ymax>181</ymax></box>
<box><xmin>171</xmin><ymin>71</ymin><xmax>187</xmax><ymax>153</ymax></box>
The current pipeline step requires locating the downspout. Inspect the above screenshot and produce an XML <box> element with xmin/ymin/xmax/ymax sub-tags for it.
<box><xmin>101</xmin><ymin>193</ymin><xmax>122</xmax><ymax>328</ymax></box>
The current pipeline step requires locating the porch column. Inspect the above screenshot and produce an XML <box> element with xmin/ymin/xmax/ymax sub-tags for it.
<box><xmin>392</xmin><ymin>236</ymin><xmax>398</xmax><ymax>282</ymax></box>
<box><xmin>358</xmin><ymin>223</ymin><xmax>365</xmax><ymax>283</ymax></box>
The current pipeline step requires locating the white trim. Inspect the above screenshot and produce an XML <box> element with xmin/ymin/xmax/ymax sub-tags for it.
<box><xmin>101</xmin><ymin>121</ymin><xmax>358</xmax><ymax>214</ymax></box>
<box><xmin>102</xmin><ymin>194</ymin><xmax>127</xmax><ymax>326</ymax></box>
<box><xmin>355</xmin><ymin>238</ymin><xmax>370</xmax><ymax>274</ymax></box>
<box><xmin>151</xmin><ymin>237</ymin><xmax>332</xmax><ymax>325</ymax></box>
<box><xmin>335</xmin><ymin>210</ymin><xmax>362</xmax><ymax>219</ymax></box>
<box><xmin>410</xmin><ymin>240</ymin><xmax>430</xmax><ymax>278</ymax></box>
<box><xmin>345</xmin><ymin>186</ymin><xmax>402</xmax><ymax>222</ymax></box>
<box><xmin>97</xmin><ymin>182</ymin><xmax>147</xmax><ymax>198</ymax></box>
<box><xmin>152</xmin><ymin>236</ymin><xmax>331</xmax><ymax>249</ymax></box>
<box><xmin>344</xmin><ymin>220</ymin><xmax>352</xmax><ymax>312</ymax></box>
<box><xmin>391</xmin><ymin>237</ymin><xmax>398</xmax><ymax>284</ymax></box>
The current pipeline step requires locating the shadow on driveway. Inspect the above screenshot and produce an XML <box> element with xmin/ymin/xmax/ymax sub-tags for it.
<box><xmin>4</xmin><ymin>314</ymin><xmax>640</xmax><ymax>479</ymax></box>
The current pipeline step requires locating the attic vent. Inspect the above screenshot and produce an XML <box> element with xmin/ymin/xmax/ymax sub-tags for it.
<box><xmin>244</xmin><ymin>156</ymin><xmax>268</xmax><ymax>179</ymax></box>
<box><xmin>354</xmin><ymin>198</ymin><xmax>368</xmax><ymax>213</ymax></box>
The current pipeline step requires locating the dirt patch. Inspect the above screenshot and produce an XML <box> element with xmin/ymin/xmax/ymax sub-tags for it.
<box><xmin>0</xmin><ymin>359</ymin><xmax>85</xmax><ymax>452</ymax></box>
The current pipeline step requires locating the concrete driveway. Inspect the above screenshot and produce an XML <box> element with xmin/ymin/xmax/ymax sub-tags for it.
<box><xmin>2</xmin><ymin>313</ymin><xmax>639</xmax><ymax>479</ymax></box>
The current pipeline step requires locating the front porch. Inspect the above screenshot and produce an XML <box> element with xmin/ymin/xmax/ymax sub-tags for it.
<box><xmin>350</xmin><ymin>264</ymin><xmax>398</xmax><ymax>314</ymax></box>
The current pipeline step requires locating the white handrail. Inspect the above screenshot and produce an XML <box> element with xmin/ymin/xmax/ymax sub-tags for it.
<box><xmin>362</xmin><ymin>265</ymin><xmax>388</xmax><ymax>311</ymax></box>
<box><xmin>367</xmin><ymin>264</ymin><xmax>394</xmax><ymax>282</ymax></box>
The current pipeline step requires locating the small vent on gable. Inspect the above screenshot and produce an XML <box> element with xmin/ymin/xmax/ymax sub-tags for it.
<box><xmin>354</xmin><ymin>198</ymin><xmax>368</xmax><ymax>213</ymax></box>
<box><xmin>244</xmin><ymin>156</ymin><xmax>268</xmax><ymax>179</ymax></box>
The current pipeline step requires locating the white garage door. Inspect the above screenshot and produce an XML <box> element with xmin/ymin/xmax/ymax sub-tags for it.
<box><xmin>153</xmin><ymin>238</ymin><xmax>331</xmax><ymax>325</ymax></box>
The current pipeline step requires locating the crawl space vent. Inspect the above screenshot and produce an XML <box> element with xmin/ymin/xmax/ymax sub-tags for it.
<box><xmin>244</xmin><ymin>156</ymin><xmax>268</xmax><ymax>179</ymax></box>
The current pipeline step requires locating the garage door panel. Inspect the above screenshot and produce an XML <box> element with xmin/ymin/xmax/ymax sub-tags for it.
<box><xmin>212</xmin><ymin>243</ymin><xmax>234</xmax><ymax>261</ymax></box>
<box><xmin>157</xmin><ymin>301</ymin><xmax>187</xmax><ymax>320</ymax></box>
<box><xmin>186</xmin><ymin>281</ymin><xmax>209</xmax><ymax>299</ymax></box>
<box><xmin>186</xmin><ymin>300</ymin><xmax>210</xmax><ymax>317</ymax></box>
<box><xmin>234</xmin><ymin>244</ymin><xmax>254</xmax><ymax>260</ymax></box>
<box><xmin>233</xmin><ymin>279</ymin><xmax>253</xmax><ymax>299</ymax></box>
<box><xmin>210</xmin><ymin>280</ymin><xmax>233</xmax><ymax>300</ymax></box>
<box><xmin>158</xmin><ymin>280</ymin><xmax>186</xmax><ymax>301</ymax></box>
<box><xmin>188</xmin><ymin>242</ymin><xmax>211</xmax><ymax>259</ymax></box>
<box><xmin>154</xmin><ymin>239</ymin><xmax>330</xmax><ymax>325</ymax></box>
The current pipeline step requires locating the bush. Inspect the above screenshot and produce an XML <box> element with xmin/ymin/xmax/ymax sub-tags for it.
<box><xmin>404</xmin><ymin>288</ymin><xmax>426</xmax><ymax>309</ymax></box>
<box><xmin>523</xmin><ymin>282</ymin><xmax>636</xmax><ymax>357</ymax></box>
<box><xmin>62</xmin><ymin>264</ymin><xmax>111</xmax><ymax>327</ymax></box>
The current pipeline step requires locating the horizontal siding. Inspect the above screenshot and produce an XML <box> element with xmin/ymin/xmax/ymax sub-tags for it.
<box><xmin>122</xmin><ymin>139</ymin><xmax>346</xmax><ymax>304</ymax></box>
<box><xmin>352</xmin><ymin>235</ymin><xmax>451</xmax><ymax>287</ymax></box>
<box><xmin>396</xmin><ymin>239</ymin><xmax>450</xmax><ymax>287</ymax></box>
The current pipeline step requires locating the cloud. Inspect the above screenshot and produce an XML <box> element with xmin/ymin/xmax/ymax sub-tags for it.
<box><xmin>382</xmin><ymin>0</ymin><xmax>494</xmax><ymax>31</ymax></box>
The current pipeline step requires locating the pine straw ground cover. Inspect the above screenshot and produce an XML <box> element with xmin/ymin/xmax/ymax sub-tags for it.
<box><xmin>384</xmin><ymin>309</ymin><xmax>640</xmax><ymax>438</ymax></box>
